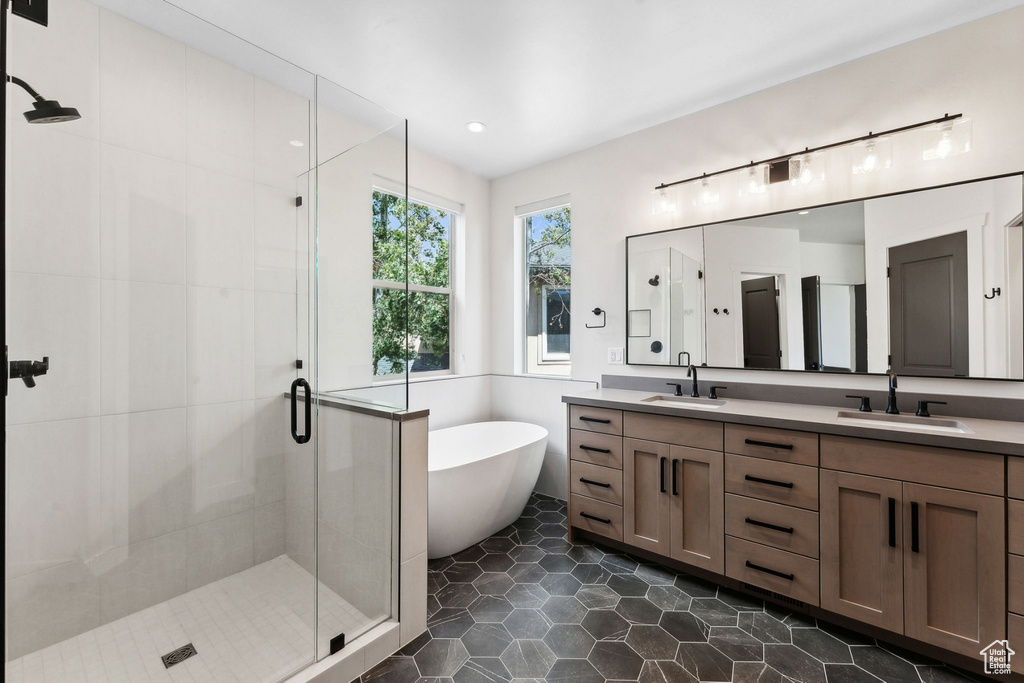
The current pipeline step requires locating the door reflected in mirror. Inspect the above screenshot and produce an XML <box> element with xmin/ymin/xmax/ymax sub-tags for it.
<box><xmin>625</xmin><ymin>173</ymin><xmax>1023</xmax><ymax>380</ymax></box>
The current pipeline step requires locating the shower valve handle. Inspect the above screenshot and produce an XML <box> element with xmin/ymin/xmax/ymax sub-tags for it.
<box><xmin>8</xmin><ymin>355</ymin><xmax>49</xmax><ymax>389</ymax></box>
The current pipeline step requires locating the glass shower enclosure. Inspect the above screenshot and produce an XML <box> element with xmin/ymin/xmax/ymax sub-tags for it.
<box><xmin>3</xmin><ymin>0</ymin><xmax>408</xmax><ymax>680</ymax></box>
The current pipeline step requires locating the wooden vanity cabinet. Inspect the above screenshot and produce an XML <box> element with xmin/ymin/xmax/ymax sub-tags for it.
<box><xmin>902</xmin><ymin>483</ymin><xmax>1005</xmax><ymax>657</ymax></box>
<box><xmin>623</xmin><ymin>438</ymin><xmax>672</xmax><ymax>554</ymax></box>
<box><xmin>819</xmin><ymin>470</ymin><xmax>904</xmax><ymax>633</ymax></box>
<box><xmin>820</xmin><ymin>435</ymin><xmax>1006</xmax><ymax>659</ymax></box>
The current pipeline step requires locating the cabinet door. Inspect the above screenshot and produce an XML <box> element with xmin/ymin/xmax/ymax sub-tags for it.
<box><xmin>624</xmin><ymin>438</ymin><xmax>671</xmax><ymax>554</ymax></box>
<box><xmin>819</xmin><ymin>471</ymin><xmax>904</xmax><ymax>632</ymax></box>
<box><xmin>903</xmin><ymin>483</ymin><xmax>1005</xmax><ymax>658</ymax></box>
<box><xmin>668</xmin><ymin>445</ymin><xmax>724</xmax><ymax>573</ymax></box>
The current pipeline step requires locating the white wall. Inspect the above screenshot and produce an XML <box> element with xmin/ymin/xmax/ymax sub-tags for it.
<box><xmin>800</xmin><ymin>242</ymin><xmax>866</xmax><ymax>285</ymax></box>
<box><xmin>489</xmin><ymin>6</ymin><xmax>1024</xmax><ymax>402</ymax></box>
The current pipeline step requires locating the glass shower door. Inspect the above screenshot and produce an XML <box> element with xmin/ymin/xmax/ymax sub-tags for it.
<box><xmin>307</xmin><ymin>75</ymin><xmax>407</xmax><ymax>661</ymax></box>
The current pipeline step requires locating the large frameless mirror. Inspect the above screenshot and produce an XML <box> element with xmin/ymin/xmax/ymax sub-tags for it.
<box><xmin>626</xmin><ymin>173</ymin><xmax>1024</xmax><ymax>380</ymax></box>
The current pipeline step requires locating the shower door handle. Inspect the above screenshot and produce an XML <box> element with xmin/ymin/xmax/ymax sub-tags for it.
<box><xmin>291</xmin><ymin>378</ymin><xmax>311</xmax><ymax>444</ymax></box>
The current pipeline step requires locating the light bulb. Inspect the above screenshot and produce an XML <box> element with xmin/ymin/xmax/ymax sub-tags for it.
<box><xmin>699</xmin><ymin>178</ymin><xmax>718</xmax><ymax>205</ymax></box>
<box><xmin>748</xmin><ymin>167</ymin><xmax>766</xmax><ymax>194</ymax></box>
<box><xmin>862</xmin><ymin>143</ymin><xmax>878</xmax><ymax>173</ymax></box>
<box><xmin>652</xmin><ymin>188</ymin><xmax>676</xmax><ymax>214</ymax></box>
<box><xmin>799</xmin><ymin>155</ymin><xmax>813</xmax><ymax>184</ymax></box>
<box><xmin>936</xmin><ymin>130</ymin><xmax>953</xmax><ymax>159</ymax></box>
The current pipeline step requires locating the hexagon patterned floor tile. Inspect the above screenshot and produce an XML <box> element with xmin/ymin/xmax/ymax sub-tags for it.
<box><xmin>359</xmin><ymin>492</ymin><xmax>980</xmax><ymax>682</ymax></box>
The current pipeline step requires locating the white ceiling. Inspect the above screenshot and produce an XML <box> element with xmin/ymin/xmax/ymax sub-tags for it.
<box><xmin>98</xmin><ymin>0</ymin><xmax>1023</xmax><ymax>178</ymax></box>
<box><xmin>729</xmin><ymin>202</ymin><xmax>866</xmax><ymax>245</ymax></box>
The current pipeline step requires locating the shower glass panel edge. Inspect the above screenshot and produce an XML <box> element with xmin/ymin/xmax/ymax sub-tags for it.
<box><xmin>311</xmin><ymin>74</ymin><xmax>407</xmax><ymax>663</ymax></box>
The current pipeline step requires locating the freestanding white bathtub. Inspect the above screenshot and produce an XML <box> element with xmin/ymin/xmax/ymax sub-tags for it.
<box><xmin>428</xmin><ymin>421</ymin><xmax>548</xmax><ymax>559</ymax></box>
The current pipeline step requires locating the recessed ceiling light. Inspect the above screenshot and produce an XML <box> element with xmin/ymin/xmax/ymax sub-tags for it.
<box><xmin>289</xmin><ymin>140</ymin><xmax>305</xmax><ymax>147</ymax></box>
<box><xmin>798</xmin><ymin>211</ymin><xmax>810</xmax><ymax>215</ymax></box>
<box><xmin>465</xmin><ymin>121</ymin><xmax>486</xmax><ymax>133</ymax></box>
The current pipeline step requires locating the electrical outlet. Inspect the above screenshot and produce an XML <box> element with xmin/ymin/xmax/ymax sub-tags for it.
<box><xmin>608</xmin><ymin>347</ymin><xmax>624</xmax><ymax>364</ymax></box>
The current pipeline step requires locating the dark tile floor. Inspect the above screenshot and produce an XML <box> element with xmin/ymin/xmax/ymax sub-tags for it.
<box><xmin>360</xmin><ymin>493</ymin><xmax>981</xmax><ymax>683</ymax></box>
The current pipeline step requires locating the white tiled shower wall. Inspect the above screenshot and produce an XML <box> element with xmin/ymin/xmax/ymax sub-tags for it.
<box><xmin>4</xmin><ymin>2</ymin><xmax>308</xmax><ymax>659</ymax></box>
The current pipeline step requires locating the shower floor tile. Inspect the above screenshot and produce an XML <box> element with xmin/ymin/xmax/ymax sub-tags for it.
<box><xmin>361</xmin><ymin>493</ymin><xmax>987</xmax><ymax>683</ymax></box>
<box><xmin>5</xmin><ymin>555</ymin><xmax>378</xmax><ymax>683</ymax></box>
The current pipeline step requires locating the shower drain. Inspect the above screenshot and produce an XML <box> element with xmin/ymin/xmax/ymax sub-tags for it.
<box><xmin>161</xmin><ymin>643</ymin><xmax>198</xmax><ymax>668</ymax></box>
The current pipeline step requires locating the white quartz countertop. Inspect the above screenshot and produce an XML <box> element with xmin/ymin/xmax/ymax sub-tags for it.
<box><xmin>562</xmin><ymin>388</ymin><xmax>1024</xmax><ymax>457</ymax></box>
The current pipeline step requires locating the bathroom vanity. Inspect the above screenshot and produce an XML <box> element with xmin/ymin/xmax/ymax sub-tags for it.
<box><xmin>562</xmin><ymin>388</ymin><xmax>1024</xmax><ymax>674</ymax></box>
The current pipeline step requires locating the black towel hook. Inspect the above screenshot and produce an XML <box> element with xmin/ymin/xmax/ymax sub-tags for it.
<box><xmin>984</xmin><ymin>287</ymin><xmax>1001</xmax><ymax>300</ymax></box>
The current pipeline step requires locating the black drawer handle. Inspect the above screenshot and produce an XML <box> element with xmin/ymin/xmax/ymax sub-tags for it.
<box><xmin>888</xmin><ymin>497</ymin><xmax>896</xmax><ymax>548</ymax></box>
<box><xmin>579</xmin><ymin>416</ymin><xmax>612</xmax><ymax>424</ymax></box>
<box><xmin>745</xmin><ymin>561</ymin><xmax>794</xmax><ymax>581</ymax></box>
<box><xmin>744</xmin><ymin>438</ymin><xmax>794</xmax><ymax>451</ymax></box>
<box><xmin>580</xmin><ymin>511</ymin><xmax>611</xmax><ymax>524</ymax></box>
<box><xmin>660</xmin><ymin>456</ymin><xmax>667</xmax><ymax>493</ymax></box>
<box><xmin>579</xmin><ymin>445</ymin><xmax>612</xmax><ymax>454</ymax></box>
<box><xmin>579</xmin><ymin>477</ymin><xmax>611</xmax><ymax>488</ymax></box>
<box><xmin>744</xmin><ymin>517</ymin><xmax>794</xmax><ymax>534</ymax></box>
<box><xmin>911</xmin><ymin>501</ymin><xmax>920</xmax><ymax>553</ymax></box>
<box><xmin>672</xmin><ymin>459</ymin><xmax>679</xmax><ymax>496</ymax></box>
<box><xmin>744</xmin><ymin>474</ymin><xmax>794</xmax><ymax>489</ymax></box>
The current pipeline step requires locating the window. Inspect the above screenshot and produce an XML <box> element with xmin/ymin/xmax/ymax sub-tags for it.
<box><xmin>523</xmin><ymin>205</ymin><xmax>571</xmax><ymax>375</ymax></box>
<box><xmin>372</xmin><ymin>189</ymin><xmax>453</xmax><ymax>377</ymax></box>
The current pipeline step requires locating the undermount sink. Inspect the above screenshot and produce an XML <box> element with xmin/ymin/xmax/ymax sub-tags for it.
<box><xmin>642</xmin><ymin>395</ymin><xmax>727</xmax><ymax>410</ymax></box>
<box><xmin>835</xmin><ymin>410</ymin><xmax>974</xmax><ymax>434</ymax></box>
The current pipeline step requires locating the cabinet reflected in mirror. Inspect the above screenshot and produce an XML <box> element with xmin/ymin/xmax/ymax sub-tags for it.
<box><xmin>626</xmin><ymin>173</ymin><xmax>1023</xmax><ymax>380</ymax></box>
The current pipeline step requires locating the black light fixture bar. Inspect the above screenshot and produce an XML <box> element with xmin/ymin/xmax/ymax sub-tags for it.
<box><xmin>655</xmin><ymin>113</ymin><xmax>962</xmax><ymax>191</ymax></box>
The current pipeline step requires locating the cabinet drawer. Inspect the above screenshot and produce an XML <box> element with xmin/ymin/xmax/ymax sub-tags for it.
<box><xmin>726</xmin><ymin>424</ymin><xmax>818</xmax><ymax>466</ymax></box>
<box><xmin>725</xmin><ymin>494</ymin><xmax>819</xmax><ymax>558</ymax></box>
<box><xmin>726</xmin><ymin>536</ymin><xmax>819</xmax><ymax>606</ymax></box>
<box><xmin>570</xmin><ymin>430</ymin><xmax>623</xmax><ymax>469</ymax></box>
<box><xmin>1011</xmin><ymin>457</ymin><xmax>1024</xmax><ymax>500</ymax></box>
<box><xmin>623</xmin><ymin>412</ymin><xmax>723</xmax><ymax>451</ymax></box>
<box><xmin>820</xmin><ymin>435</ymin><xmax>1003</xmax><ymax>496</ymax></box>
<box><xmin>725</xmin><ymin>454</ymin><xmax>819</xmax><ymax>511</ymax></box>
<box><xmin>1010</xmin><ymin>554</ymin><xmax>1024</xmax><ymax>616</ymax></box>
<box><xmin>570</xmin><ymin>461</ymin><xmax>623</xmax><ymax>505</ymax></box>
<box><xmin>569</xmin><ymin>405</ymin><xmax>622</xmax><ymax>435</ymax></box>
<box><xmin>1011</xmin><ymin>499</ymin><xmax>1024</xmax><ymax>556</ymax></box>
<box><xmin>569</xmin><ymin>494</ymin><xmax>623</xmax><ymax>542</ymax></box>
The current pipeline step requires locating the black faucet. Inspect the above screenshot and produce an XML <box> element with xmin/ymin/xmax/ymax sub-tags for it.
<box><xmin>886</xmin><ymin>369</ymin><xmax>899</xmax><ymax>415</ymax></box>
<box><xmin>9</xmin><ymin>356</ymin><xmax>48</xmax><ymax>389</ymax></box>
<box><xmin>686</xmin><ymin>364</ymin><xmax>699</xmax><ymax>398</ymax></box>
<box><xmin>666</xmin><ymin>382</ymin><xmax>683</xmax><ymax>397</ymax></box>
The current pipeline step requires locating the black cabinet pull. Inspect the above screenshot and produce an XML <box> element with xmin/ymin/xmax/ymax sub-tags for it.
<box><xmin>888</xmin><ymin>497</ymin><xmax>897</xmax><ymax>548</ymax></box>
<box><xmin>744</xmin><ymin>438</ymin><xmax>794</xmax><ymax>451</ymax></box>
<box><xmin>745</xmin><ymin>561</ymin><xmax>794</xmax><ymax>581</ymax></box>
<box><xmin>290</xmin><ymin>378</ymin><xmax>311</xmax><ymax>444</ymax></box>
<box><xmin>660</xmin><ymin>456</ymin><xmax>667</xmax><ymax>493</ymax></box>
<box><xmin>579</xmin><ymin>477</ymin><xmax>611</xmax><ymax>488</ymax></box>
<box><xmin>579</xmin><ymin>445</ymin><xmax>612</xmax><ymax>454</ymax></box>
<box><xmin>744</xmin><ymin>474</ymin><xmax>794</xmax><ymax>489</ymax></box>
<box><xmin>579</xmin><ymin>416</ymin><xmax>612</xmax><ymax>424</ymax></box>
<box><xmin>580</xmin><ymin>511</ymin><xmax>611</xmax><ymax>524</ymax></box>
<box><xmin>744</xmin><ymin>517</ymin><xmax>794</xmax><ymax>534</ymax></box>
<box><xmin>911</xmin><ymin>501</ymin><xmax>920</xmax><ymax>553</ymax></box>
<box><xmin>672</xmin><ymin>459</ymin><xmax>679</xmax><ymax>496</ymax></box>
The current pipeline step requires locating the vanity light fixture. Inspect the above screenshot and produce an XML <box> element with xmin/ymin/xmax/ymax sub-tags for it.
<box><xmin>922</xmin><ymin>117</ymin><xmax>971</xmax><ymax>161</ymax></box>
<box><xmin>653</xmin><ymin>113</ymin><xmax>966</xmax><ymax>209</ymax></box>
<box><xmin>466</xmin><ymin>121</ymin><xmax>486</xmax><ymax>133</ymax></box>
<box><xmin>651</xmin><ymin>186</ymin><xmax>677</xmax><ymax>214</ymax></box>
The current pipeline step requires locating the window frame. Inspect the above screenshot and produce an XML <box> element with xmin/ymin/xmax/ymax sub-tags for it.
<box><xmin>372</xmin><ymin>185</ymin><xmax>457</xmax><ymax>381</ymax></box>
<box><xmin>519</xmin><ymin>200</ymin><xmax>572</xmax><ymax>376</ymax></box>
